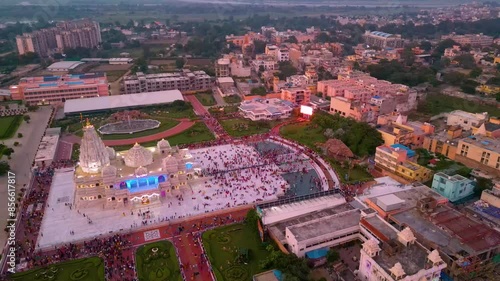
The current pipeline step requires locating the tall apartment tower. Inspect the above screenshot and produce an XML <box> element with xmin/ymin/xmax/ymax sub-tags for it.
<box><xmin>16</xmin><ymin>19</ymin><xmax>101</xmax><ymax>57</ymax></box>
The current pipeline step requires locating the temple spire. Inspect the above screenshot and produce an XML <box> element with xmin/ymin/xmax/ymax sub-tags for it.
<box><xmin>79</xmin><ymin>123</ymin><xmax>110</xmax><ymax>173</ymax></box>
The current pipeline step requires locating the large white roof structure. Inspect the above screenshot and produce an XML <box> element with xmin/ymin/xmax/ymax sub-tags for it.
<box><xmin>64</xmin><ymin>90</ymin><xmax>184</xmax><ymax>114</ymax></box>
<box><xmin>47</xmin><ymin>61</ymin><xmax>84</xmax><ymax>71</ymax></box>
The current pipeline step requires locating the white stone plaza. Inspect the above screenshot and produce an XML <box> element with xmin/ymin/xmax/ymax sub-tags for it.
<box><xmin>37</xmin><ymin>142</ymin><xmax>328</xmax><ymax>249</ymax></box>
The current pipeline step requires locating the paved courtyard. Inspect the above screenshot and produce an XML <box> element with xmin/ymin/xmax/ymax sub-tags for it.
<box><xmin>37</xmin><ymin>143</ymin><xmax>325</xmax><ymax>249</ymax></box>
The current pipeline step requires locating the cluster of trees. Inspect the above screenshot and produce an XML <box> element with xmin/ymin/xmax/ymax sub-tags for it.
<box><xmin>260</xmin><ymin>244</ymin><xmax>311</xmax><ymax>281</ymax></box>
<box><xmin>366</xmin><ymin>59</ymin><xmax>437</xmax><ymax>87</ymax></box>
<box><xmin>312</xmin><ymin>112</ymin><xmax>384</xmax><ymax>157</ymax></box>
<box><xmin>441</xmin><ymin>71</ymin><xmax>480</xmax><ymax>95</ymax></box>
<box><xmin>0</xmin><ymin>161</ymin><xmax>10</xmax><ymax>176</ymax></box>
<box><xmin>379</xmin><ymin>18</ymin><xmax>500</xmax><ymax>39</ymax></box>
<box><xmin>277</xmin><ymin>61</ymin><xmax>298</xmax><ymax>80</ymax></box>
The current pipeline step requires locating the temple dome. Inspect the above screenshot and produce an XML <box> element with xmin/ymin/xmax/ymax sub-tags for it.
<box><xmin>124</xmin><ymin>143</ymin><xmax>153</xmax><ymax>168</ymax></box>
<box><xmin>106</xmin><ymin>146</ymin><xmax>116</xmax><ymax>160</ymax></box>
<box><xmin>102</xmin><ymin>165</ymin><xmax>117</xmax><ymax>178</ymax></box>
<box><xmin>157</xmin><ymin>139</ymin><xmax>171</xmax><ymax>151</ymax></box>
<box><xmin>135</xmin><ymin>166</ymin><xmax>148</xmax><ymax>177</ymax></box>
<box><xmin>79</xmin><ymin>123</ymin><xmax>110</xmax><ymax>173</ymax></box>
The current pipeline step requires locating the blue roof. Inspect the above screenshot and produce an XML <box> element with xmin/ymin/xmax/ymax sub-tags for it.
<box><xmin>66</xmin><ymin>81</ymin><xmax>84</xmax><ymax>85</ymax></box>
<box><xmin>390</xmin><ymin>144</ymin><xmax>415</xmax><ymax>158</ymax></box>
<box><xmin>305</xmin><ymin>248</ymin><xmax>328</xmax><ymax>259</ymax></box>
<box><xmin>39</xmin><ymin>83</ymin><xmax>58</xmax><ymax>87</ymax></box>
<box><xmin>370</xmin><ymin>31</ymin><xmax>393</xmax><ymax>38</ymax></box>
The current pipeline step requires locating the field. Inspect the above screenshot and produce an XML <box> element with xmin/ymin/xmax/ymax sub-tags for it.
<box><xmin>0</xmin><ymin>115</ymin><xmax>23</xmax><ymax>139</ymax></box>
<box><xmin>135</xmin><ymin>241</ymin><xmax>182</xmax><ymax>281</ymax></box>
<box><xmin>185</xmin><ymin>58</ymin><xmax>212</xmax><ymax>67</ymax></box>
<box><xmin>195</xmin><ymin>92</ymin><xmax>217</xmax><ymax>106</ymax></box>
<box><xmin>91</xmin><ymin>64</ymin><xmax>131</xmax><ymax>72</ymax></box>
<box><xmin>220</xmin><ymin>118</ymin><xmax>273</xmax><ymax>137</ymax></box>
<box><xmin>202</xmin><ymin>223</ymin><xmax>269</xmax><ymax>281</ymax></box>
<box><xmin>150</xmin><ymin>59</ymin><xmax>177</xmax><ymax>66</ymax></box>
<box><xmin>10</xmin><ymin>257</ymin><xmax>105</xmax><ymax>281</ymax></box>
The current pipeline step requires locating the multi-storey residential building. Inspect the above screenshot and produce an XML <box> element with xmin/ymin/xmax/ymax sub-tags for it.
<box><xmin>324</xmin><ymin>73</ymin><xmax>416</xmax><ymax>123</ymax></box>
<box><xmin>377</xmin><ymin>114</ymin><xmax>435</xmax><ymax>149</ymax></box>
<box><xmin>375</xmin><ymin>144</ymin><xmax>433</xmax><ymax>183</ymax></box>
<box><xmin>225</xmin><ymin>32</ymin><xmax>265</xmax><ymax>47</ymax></box>
<box><xmin>9</xmin><ymin>73</ymin><xmax>108</xmax><ymax>105</ymax></box>
<box><xmin>363</xmin><ymin>31</ymin><xmax>404</xmax><ymax>49</ymax></box>
<box><xmin>280</xmin><ymin>87</ymin><xmax>311</xmax><ymax>105</ymax></box>
<box><xmin>446</xmin><ymin>110</ymin><xmax>488</xmax><ymax>130</ymax></box>
<box><xmin>442</xmin><ymin>33</ymin><xmax>494</xmax><ymax>47</ymax></box>
<box><xmin>122</xmin><ymin>70</ymin><xmax>212</xmax><ymax>94</ymax></box>
<box><xmin>423</xmin><ymin>126</ymin><xmax>463</xmax><ymax>160</ymax></box>
<box><xmin>16</xmin><ymin>19</ymin><xmax>101</xmax><ymax>56</ymax></box>
<box><xmin>431</xmin><ymin>172</ymin><xmax>476</xmax><ymax>203</ymax></box>
<box><xmin>251</xmin><ymin>54</ymin><xmax>278</xmax><ymax>71</ymax></box>
<box><xmin>472</xmin><ymin>117</ymin><xmax>500</xmax><ymax>138</ymax></box>
<box><xmin>215</xmin><ymin>58</ymin><xmax>230</xmax><ymax>77</ymax></box>
<box><xmin>456</xmin><ymin>135</ymin><xmax>500</xmax><ymax>177</ymax></box>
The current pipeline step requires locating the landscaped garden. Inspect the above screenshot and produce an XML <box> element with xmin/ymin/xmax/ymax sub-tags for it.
<box><xmin>220</xmin><ymin>118</ymin><xmax>276</xmax><ymax>137</ymax></box>
<box><xmin>280</xmin><ymin>122</ymin><xmax>326</xmax><ymax>149</ymax></box>
<box><xmin>208</xmin><ymin>105</ymin><xmax>239</xmax><ymax>118</ymax></box>
<box><xmin>111</xmin><ymin>122</ymin><xmax>215</xmax><ymax>151</ymax></box>
<box><xmin>195</xmin><ymin>92</ymin><xmax>217</xmax><ymax>106</ymax></box>
<box><xmin>10</xmin><ymin>257</ymin><xmax>105</xmax><ymax>281</ymax></box>
<box><xmin>0</xmin><ymin>115</ymin><xmax>23</xmax><ymax>139</ymax></box>
<box><xmin>135</xmin><ymin>240</ymin><xmax>182</xmax><ymax>281</ymax></box>
<box><xmin>100</xmin><ymin>119</ymin><xmax>179</xmax><ymax>140</ymax></box>
<box><xmin>203</xmin><ymin>223</ymin><xmax>270</xmax><ymax>281</ymax></box>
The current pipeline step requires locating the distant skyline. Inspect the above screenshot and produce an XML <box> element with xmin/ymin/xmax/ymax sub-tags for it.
<box><xmin>0</xmin><ymin>0</ymin><xmax>481</xmax><ymax>7</ymax></box>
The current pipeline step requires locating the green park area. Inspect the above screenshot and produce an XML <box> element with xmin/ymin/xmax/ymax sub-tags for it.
<box><xmin>280</xmin><ymin>122</ymin><xmax>326</xmax><ymax>149</ymax></box>
<box><xmin>100</xmin><ymin>119</ymin><xmax>179</xmax><ymax>140</ymax></box>
<box><xmin>0</xmin><ymin>115</ymin><xmax>22</xmax><ymax>139</ymax></box>
<box><xmin>203</xmin><ymin>223</ymin><xmax>270</xmax><ymax>281</ymax></box>
<box><xmin>208</xmin><ymin>105</ymin><xmax>239</xmax><ymax>118</ymax></box>
<box><xmin>10</xmin><ymin>257</ymin><xmax>105</xmax><ymax>281</ymax></box>
<box><xmin>195</xmin><ymin>92</ymin><xmax>217</xmax><ymax>106</ymax></box>
<box><xmin>135</xmin><ymin>240</ymin><xmax>182</xmax><ymax>281</ymax></box>
<box><xmin>220</xmin><ymin>118</ymin><xmax>276</xmax><ymax>137</ymax></box>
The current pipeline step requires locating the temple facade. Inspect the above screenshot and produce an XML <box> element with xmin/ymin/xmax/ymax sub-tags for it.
<box><xmin>74</xmin><ymin>123</ymin><xmax>201</xmax><ymax>209</ymax></box>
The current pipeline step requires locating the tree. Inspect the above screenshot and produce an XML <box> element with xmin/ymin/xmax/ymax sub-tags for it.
<box><xmin>23</xmin><ymin>115</ymin><xmax>30</xmax><ymax>123</ymax></box>
<box><xmin>434</xmin><ymin>39</ymin><xmax>459</xmax><ymax>56</ymax></box>
<box><xmin>251</xmin><ymin>86</ymin><xmax>267</xmax><ymax>96</ymax></box>
<box><xmin>3</xmin><ymin>147</ymin><xmax>13</xmax><ymax>157</ymax></box>
<box><xmin>245</xmin><ymin>209</ymin><xmax>260</xmax><ymax>230</ymax></box>
<box><xmin>13</xmin><ymin>142</ymin><xmax>19</xmax><ymax>146</ymax></box>
<box><xmin>443</xmin><ymin>71</ymin><xmax>466</xmax><ymax>86</ymax></box>
<box><xmin>474</xmin><ymin>177</ymin><xmax>493</xmax><ymax>196</ymax></box>
<box><xmin>402</xmin><ymin>47</ymin><xmax>415</xmax><ymax>66</ymax></box>
<box><xmin>285</xmin><ymin>35</ymin><xmax>298</xmax><ymax>44</ymax></box>
<box><xmin>326</xmin><ymin>249</ymin><xmax>340</xmax><ymax>263</ymax></box>
<box><xmin>469</xmin><ymin>67</ymin><xmax>483</xmax><ymax>78</ymax></box>
<box><xmin>17</xmin><ymin>133</ymin><xmax>23</xmax><ymax>138</ymax></box>
<box><xmin>253</xmin><ymin>40</ymin><xmax>266</xmax><ymax>54</ymax></box>
<box><xmin>419</xmin><ymin>41</ymin><xmax>432</xmax><ymax>52</ymax></box>
<box><xmin>0</xmin><ymin>161</ymin><xmax>9</xmax><ymax>176</ymax></box>
<box><xmin>277</xmin><ymin>61</ymin><xmax>297</xmax><ymax>80</ymax></box>
<box><xmin>175</xmin><ymin>58</ymin><xmax>185</xmax><ymax>69</ymax></box>
<box><xmin>454</xmin><ymin>54</ymin><xmax>476</xmax><ymax>69</ymax></box>
<box><xmin>315</xmin><ymin>32</ymin><xmax>332</xmax><ymax>43</ymax></box>
<box><xmin>496</xmin><ymin>92</ymin><xmax>500</xmax><ymax>102</ymax></box>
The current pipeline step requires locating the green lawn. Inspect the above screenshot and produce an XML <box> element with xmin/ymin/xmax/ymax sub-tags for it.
<box><xmin>280</xmin><ymin>122</ymin><xmax>326</xmax><ymax>150</ymax></box>
<box><xmin>0</xmin><ymin>115</ymin><xmax>23</xmax><ymax>139</ymax></box>
<box><xmin>203</xmin><ymin>223</ymin><xmax>270</xmax><ymax>281</ymax></box>
<box><xmin>110</xmin><ymin>122</ymin><xmax>215</xmax><ymax>151</ymax></box>
<box><xmin>223</xmin><ymin>95</ymin><xmax>242</xmax><ymax>104</ymax></box>
<box><xmin>105</xmin><ymin>70</ymin><xmax>127</xmax><ymax>82</ymax></box>
<box><xmin>100</xmin><ymin>118</ymin><xmax>180</xmax><ymax>140</ymax></box>
<box><xmin>195</xmin><ymin>92</ymin><xmax>217</xmax><ymax>106</ymax></box>
<box><xmin>220</xmin><ymin>118</ymin><xmax>273</xmax><ymax>137</ymax></box>
<box><xmin>328</xmin><ymin>160</ymin><xmax>373</xmax><ymax>183</ymax></box>
<box><xmin>135</xmin><ymin>240</ymin><xmax>182</xmax><ymax>281</ymax></box>
<box><xmin>10</xmin><ymin>257</ymin><xmax>104</xmax><ymax>281</ymax></box>
<box><xmin>417</xmin><ymin>93</ymin><xmax>500</xmax><ymax>118</ymax></box>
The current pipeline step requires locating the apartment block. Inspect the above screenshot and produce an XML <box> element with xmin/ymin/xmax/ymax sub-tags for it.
<box><xmin>442</xmin><ymin>33</ymin><xmax>494</xmax><ymax>47</ymax></box>
<box><xmin>472</xmin><ymin>117</ymin><xmax>500</xmax><ymax>138</ymax></box>
<box><xmin>422</xmin><ymin>126</ymin><xmax>463</xmax><ymax>160</ymax></box>
<box><xmin>16</xmin><ymin>19</ymin><xmax>101</xmax><ymax>56</ymax></box>
<box><xmin>280</xmin><ymin>87</ymin><xmax>311</xmax><ymax>105</ymax></box>
<box><xmin>363</xmin><ymin>31</ymin><xmax>404</xmax><ymax>49</ymax></box>
<box><xmin>431</xmin><ymin>172</ymin><xmax>476</xmax><ymax>203</ymax></box>
<box><xmin>375</xmin><ymin>145</ymin><xmax>433</xmax><ymax>183</ymax></box>
<box><xmin>9</xmin><ymin>73</ymin><xmax>109</xmax><ymax>105</ymax></box>
<box><xmin>446</xmin><ymin>110</ymin><xmax>488</xmax><ymax>130</ymax></box>
<box><xmin>455</xmin><ymin>135</ymin><xmax>500</xmax><ymax>177</ymax></box>
<box><xmin>122</xmin><ymin>70</ymin><xmax>211</xmax><ymax>94</ymax></box>
<box><xmin>252</xmin><ymin>54</ymin><xmax>278</xmax><ymax>71</ymax></box>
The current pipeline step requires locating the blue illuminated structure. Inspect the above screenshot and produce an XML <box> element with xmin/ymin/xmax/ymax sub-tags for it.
<box><xmin>119</xmin><ymin>174</ymin><xmax>167</xmax><ymax>193</ymax></box>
